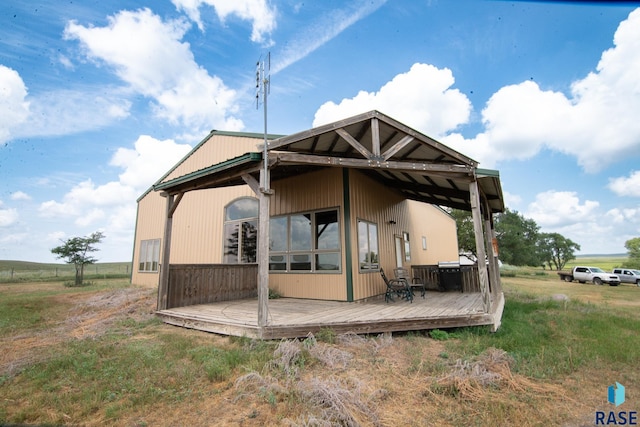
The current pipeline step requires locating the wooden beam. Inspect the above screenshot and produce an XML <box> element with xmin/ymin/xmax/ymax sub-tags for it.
<box><xmin>335</xmin><ymin>128</ymin><xmax>373</xmax><ymax>159</ymax></box>
<box><xmin>241</xmin><ymin>173</ymin><xmax>260</xmax><ymax>195</ymax></box>
<box><xmin>158</xmin><ymin>193</ymin><xmax>180</xmax><ymax>310</ymax></box>
<box><xmin>273</xmin><ymin>152</ymin><xmax>473</xmax><ymax>177</ymax></box>
<box><xmin>469</xmin><ymin>179</ymin><xmax>491</xmax><ymax>313</ymax></box>
<box><xmin>371</xmin><ymin>118</ymin><xmax>381</xmax><ymax>157</ymax></box>
<box><xmin>257</xmin><ymin>167</ymin><xmax>271</xmax><ymax>333</ymax></box>
<box><xmin>382</xmin><ymin>135</ymin><xmax>415</xmax><ymax>161</ymax></box>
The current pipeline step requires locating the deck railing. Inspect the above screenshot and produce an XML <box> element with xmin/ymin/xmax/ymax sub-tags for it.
<box><xmin>167</xmin><ymin>264</ymin><xmax>258</xmax><ymax>309</ymax></box>
<box><xmin>411</xmin><ymin>264</ymin><xmax>481</xmax><ymax>293</ymax></box>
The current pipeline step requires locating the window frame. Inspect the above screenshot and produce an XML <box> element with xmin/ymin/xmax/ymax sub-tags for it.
<box><xmin>357</xmin><ymin>219</ymin><xmax>379</xmax><ymax>273</ymax></box>
<box><xmin>223</xmin><ymin>197</ymin><xmax>259</xmax><ymax>264</ymax></box>
<box><xmin>269</xmin><ymin>208</ymin><xmax>341</xmax><ymax>274</ymax></box>
<box><xmin>138</xmin><ymin>238</ymin><xmax>161</xmax><ymax>273</ymax></box>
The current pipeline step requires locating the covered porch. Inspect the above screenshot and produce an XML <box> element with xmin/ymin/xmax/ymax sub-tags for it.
<box><xmin>152</xmin><ymin>111</ymin><xmax>506</xmax><ymax>338</ymax></box>
<box><xmin>157</xmin><ymin>290</ymin><xmax>504</xmax><ymax>339</ymax></box>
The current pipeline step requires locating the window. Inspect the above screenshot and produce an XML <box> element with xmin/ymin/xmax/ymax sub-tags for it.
<box><xmin>224</xmin><ymin>198</ymin><xmax>259</xmax><ymax>263</ymax></box>
<box><xmin>269</xmin><ymin>209</ymin><xmax>341</xmax><ymax>273</ymax></box>
<box><xmin>138</xmin><ymin>239</ymin><xmax>161</xmax><ymax>272</ymax></box>
<box><xmin>403</xmin><ymin>232</ymin><xmax>411</xmax><ymax>262</ymax></box>
<box><xmin>358</xmin><ymin>220</ymin><xmax>379</xmax><ymax>271</ymax></box>
<box><xmin>422</xmin><ymin>236</ymin><xmax>427</xmax><ymax>250</ymax></box>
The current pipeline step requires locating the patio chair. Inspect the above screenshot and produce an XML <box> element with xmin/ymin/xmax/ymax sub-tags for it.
<box><xmin>394</xmin><ymin>267</ymin><xmax>426</xmax><ymax>298</ymax></box>
<box><xmin>380</xmin><ymin>268</ymin><xmax>413</xmax><ymax>303</ymax></box>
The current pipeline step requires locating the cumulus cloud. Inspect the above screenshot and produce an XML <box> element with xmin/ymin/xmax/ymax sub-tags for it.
<box><xmin>10</xmin><ymin>191</ymin><xmax>31</xmax><ymax>201</ymax></box>
<box><xmin>0</xmin><ymin>207</ymin><xmax>19</xmax><ymax>227</ymax></box>
<box><xmin>444</xmin><ymin>8</ymin><xmax>640</xmax><ymax>171</ymax></box>
<box><xmin>313</xmin><ymin>63</ymin><xmax>471</xmax><ymax>138</ymax></box>
<box><xmin>525</xmin><ymin>190</ymin><xmax>599</xmax><ymax>229</ymax></box>
<box><xmin>172</xmin><ymin>0</ymin><xmax>277</xmax><ymax>44</ymax></box>
<box><xmin>608</xmin><ymin>170</ymin><xmax>640</xmax><ymax>197</ymax></box>
<box><xmin>0</xmin><ymin>65</ymin><xmax>30</xmax><ymax>145</ymax></box>
<box><xmin>64</xmin><ymin>8</ymin><xmax>243</xmax><ymax>133</ymax></box>
<box><xmin>39</xmin><ymin>135</ymin><xmax>191</xmax><ymax>231</ymax></box>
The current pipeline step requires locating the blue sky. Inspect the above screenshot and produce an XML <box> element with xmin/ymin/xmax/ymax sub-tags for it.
<box><xmin>1</xmin><ymin>0</ymin><xmax>639</xmax><ymax>262</ymax></box>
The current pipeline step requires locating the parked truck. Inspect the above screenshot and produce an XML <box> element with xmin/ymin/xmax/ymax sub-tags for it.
<box><xmin>557</xmin><ymin>266</ymin><xmax>620</xmax><ymax>286</ymax></box>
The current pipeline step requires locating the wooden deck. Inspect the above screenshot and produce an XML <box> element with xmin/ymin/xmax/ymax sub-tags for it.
<box><xmin>157</xmin><ymin>291</ymin><xmax>504</xmax><ymax>339</ymax></box>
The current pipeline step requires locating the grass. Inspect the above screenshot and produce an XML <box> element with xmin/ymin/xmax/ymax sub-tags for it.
<box><xmin>0</xmin><ymin>261</ymin><xmax>132</xmax><ymax>283</ymax></box>
<box><xmin>1</xmin><ymin>263</ymin><xmax>640</xmax><ymax>425</ymax></box>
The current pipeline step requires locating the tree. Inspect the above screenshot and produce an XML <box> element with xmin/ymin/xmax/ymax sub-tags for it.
<box><xmin>625</xmin><ymin>237</ymin><xmax>640</xmax><ymax>268</ymax></box>
<box><xmin>51</xmin><ymin>231</ymin><xmax>105</xmax><ymax>286</ymax></box>
<box><xmin>494</xmin><ymin>208</ymin><xmax>541</xmax><ymax>266</ymax></box>
<box><xmin>450</xmin><ymin>209</ymin><xmax>477</xmax><ymax>261</ymax></box>
<box><xmin>538</xmin><ymin>232</ymin><xmax>580</xmax><ymax>270</ymax></box>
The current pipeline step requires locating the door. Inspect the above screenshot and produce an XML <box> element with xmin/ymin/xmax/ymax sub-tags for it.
<box><xmin>394</xmin><ymin>236</ymin><xmax>403</xmax><ymax>268</ymax></box>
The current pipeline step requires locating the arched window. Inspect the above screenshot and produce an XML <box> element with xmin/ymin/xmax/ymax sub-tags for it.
<box><xmin>223</xmin><ymin>198</ymin><xmax>259</xmax><ymax>264</ymax></box>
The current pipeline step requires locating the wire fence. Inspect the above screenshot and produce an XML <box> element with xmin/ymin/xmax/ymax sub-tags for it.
<box><xmin>0</xmin><ymin>263</ymin><xmax>132</xmax><ymax>283</ymax></box>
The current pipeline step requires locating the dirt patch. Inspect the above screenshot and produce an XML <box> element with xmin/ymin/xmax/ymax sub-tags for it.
<box><xmin>0</xmin><ymin>286</ymin><xmax>156</xmax><ymax>378</ymax></box>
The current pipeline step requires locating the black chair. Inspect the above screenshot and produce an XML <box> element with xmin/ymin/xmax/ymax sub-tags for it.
<box><xmin>394</xmin><ymin>267</ymin><xmax>426</xmax><ymax>298</ymax></box>
<box><xmin>380</xmin><ymin>268</ymin><xmax>413</xmax><ymax>303</ymax></box>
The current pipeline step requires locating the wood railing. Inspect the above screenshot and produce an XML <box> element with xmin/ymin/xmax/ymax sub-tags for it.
<box><xmin>411</xmin><ymin>264</ymin><xmax>481</xmax><ymax>293</ymax></box>
<box><xmin>167</xmin><ymin>264</ymin><xmax>258</xmax><ymax>309</ymax></box>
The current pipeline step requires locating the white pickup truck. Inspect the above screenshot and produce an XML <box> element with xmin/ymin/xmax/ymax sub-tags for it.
<box><xmin>557</xmin><ymin>266</ymin><xmax>620</xmax><ymax>286</ymax></box>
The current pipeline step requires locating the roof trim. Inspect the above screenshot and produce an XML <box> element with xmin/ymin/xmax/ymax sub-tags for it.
<box><xmin>136</xmin><ymin>130</ymin><xmax>281</xmax><ymax>202</ymax></box>
<box><xmin>153</xmin><ymin>152</ymin><xmax>262</xmax><ymax>192</ymax></box>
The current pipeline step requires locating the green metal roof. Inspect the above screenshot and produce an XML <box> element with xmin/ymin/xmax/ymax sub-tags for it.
<box><xmin>153</xmin><ymin>152</ymin><xmax>262</xmax><ymax>192</ymax></box>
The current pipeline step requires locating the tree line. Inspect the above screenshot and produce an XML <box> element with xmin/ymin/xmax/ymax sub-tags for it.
<box><xmin>451</xmin><ymin>208</ymin><xmax>581</xmax><ymax>270</ymax></box>
<box><xmin>453</xmin><ymin>208</ymin><xmax>640</xmax><ymax>270</ymax></box>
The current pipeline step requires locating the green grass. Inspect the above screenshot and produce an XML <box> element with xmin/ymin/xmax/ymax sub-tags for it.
<box><xmin>0</xmin><ymin>261</ymin><xmax>132</xmax><ymax>283</ymax></box>
<box><xmin>446</xmin><ymin>291</ymin><xmax>640</xmax><ymax>379</ymax></box>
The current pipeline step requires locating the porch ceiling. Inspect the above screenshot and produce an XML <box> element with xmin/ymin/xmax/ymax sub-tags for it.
<box><xmin>155</xmin><ymin>110</ymin><xmax>504</xmax><ymax>213</ymax></box>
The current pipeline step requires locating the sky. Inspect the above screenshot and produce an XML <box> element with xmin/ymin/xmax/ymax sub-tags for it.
<box><xmin>1</xmin><ymin>0</ymin><xmax>640</xmax><ymax>263</ymax></box>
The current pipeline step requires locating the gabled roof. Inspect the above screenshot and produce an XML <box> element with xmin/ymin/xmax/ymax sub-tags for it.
<box><xmin>154</xmin><ymin>110</ymin><xmax>505</xmax><ymax>213</ymax></box>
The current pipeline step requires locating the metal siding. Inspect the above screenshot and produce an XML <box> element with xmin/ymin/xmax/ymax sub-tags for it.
<box><xmin>268</xmin><ymin>168</ymin><xmax>347</xmax><ymax>300</ymax></box>
<box><xmin>348</xmin><ymin>171</ymin><xmax>407</xmax><ymax>300</ymax></box>
<box><xmin>163</xmin><ymin>135</ymin><xmax>261</xmax><ymax>182</ymax></box>
<box><xmin>170</xmin><ymin>186</ymin><xmax>256</xmax><ymax>264</ymax></box>
<box><xmin>131</xmin><ymin>191</ymin><xmax>166</xmax><ymax>287</ymax></box>
<box><xmin>406</xmin><ymin>200</ymin><xmax>459</xmax><ymax>264</ymax></box>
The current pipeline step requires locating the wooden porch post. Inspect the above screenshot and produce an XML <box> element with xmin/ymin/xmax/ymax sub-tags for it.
<box><xmin>484</xmin><ymin>214</ymin><xmax>502</xmax><ymax>296</ymax></box>
<box><xmin>469</xmin><ymin>179</ymin><xmax>492</xmax><ymax>313</ymax></box>
<box><xmin>257</xmin><ymin>167</ymin><xmax>271</xmax><ymax>331</ymax></box>
<box><xmin>158</xmin><ymin>192</ymin><xmax>183</xmax><ymax>310</ymax></box>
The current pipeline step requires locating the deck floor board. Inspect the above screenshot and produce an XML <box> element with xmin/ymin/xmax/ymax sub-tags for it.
<box><xmin>157</xmin><ymin>291</ymin><xmax>503</xmax><ymax>338</ymax></box>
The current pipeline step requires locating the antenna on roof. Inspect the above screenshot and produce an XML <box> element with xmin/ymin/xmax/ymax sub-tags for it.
<box><xmin>256</xmin><ymin>52</ymin><xmax>271</xmax><ymax>191</ymax></box>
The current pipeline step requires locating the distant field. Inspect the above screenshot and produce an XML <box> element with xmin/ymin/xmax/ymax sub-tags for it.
<box><xmin>0</xmin><ymin>260</ymin><xmax>132</xmax><ymax>282</ymax></box>
<box><xmin>564</xmin><ymin>255</ymin><xmax>630</xmax><ymax>271</ymax></box>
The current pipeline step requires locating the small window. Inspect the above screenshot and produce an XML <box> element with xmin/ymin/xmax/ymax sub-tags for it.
<box><xmin>403</xmin><ymin>232</ymin><xmax>411</xmax><ymax>262</ymax></box>
<box><xmin>138</xmin><ymin>239</ymin><xmax>161</xmax><ymax>272</ymax></box>
<box><xmin>358</xmin><ymin>220</ymin><xmax>379</xmax><ymax>272</ymax></box>
<box><xmin>422</xmin><ymin>236</ymin><xmax>427</xmax><ymax>250</ymax></box>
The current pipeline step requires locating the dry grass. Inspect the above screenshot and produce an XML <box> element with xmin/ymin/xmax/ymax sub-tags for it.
<box><xmin>2</xmin><ymin>276</ymin><xmax>639</xmax><ymax>426</ymax></box>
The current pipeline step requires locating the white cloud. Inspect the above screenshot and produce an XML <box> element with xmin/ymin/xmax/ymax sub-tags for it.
<box><xmin>444</xmin><ymin>8</ymin><xmax>640</xmax><ymax>172</ymax></box>
<box><xmin>0</xmin><ymin>65</ymin><xmax>30</xmax><ymax>145</ymax></box>
<box><xmin>0</xmin><ymin>207</ymin><xmax>19</xmax><ymax>227</ymax></box>
<box><xmin>110</xmin><ymin>135</ymin><xmax>192</xmax><ymax>191</ymax></box>
<box><xmin>10</xmin><ymin>191</ymin><xmax>31</xmax><ymax>201</ymax></box>
<box><xmin>64</xmin><ymin>8</ymin><xmax>244</xmax><ymax>134</ymax></box>
<box><xmin>525</xmin><ymin>190</ymin><xmax>599</xmax><ymax>229</ymax></box>
<box><xmin>273</xmin><ymin>0</ymin><xmax>387</xmax><ymax>74</ymax></box>
<box><xmin>172</xmin><ymin>0</ymin><xmax>277</xmax><ymax>44</ymax></box>
<box><xmin>313</xmin><ymin>63</ymin><xmax>471</xmax><ymax>138</ymax></box>
<box><xmin>608</xmin><ymin>170</ymin><xmax>640</xmax><ymax>197</ymax></box>
<box><xmin>38</xmin><ymin>135</ymin><xmax>191</xmax><ymax>243</ymax></box>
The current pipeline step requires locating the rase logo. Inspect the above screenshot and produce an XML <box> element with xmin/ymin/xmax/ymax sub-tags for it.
<box><xmin>595</xmin><ymin>382</ymin><xmax>637</xmax><ymax>426</ymax></box>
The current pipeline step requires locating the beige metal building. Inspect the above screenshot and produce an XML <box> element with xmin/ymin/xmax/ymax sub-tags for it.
<box><xmin>132</xmin><ymin>111</ymin><xmax>505</xmax><ymax>337</ymax></box>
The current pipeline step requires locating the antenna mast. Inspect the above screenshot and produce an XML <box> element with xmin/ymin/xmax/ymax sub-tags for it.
<box><xmin>256</xmin><ymin>52</ymin><xmax>271</xmax><ymax>191</ymax></box>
